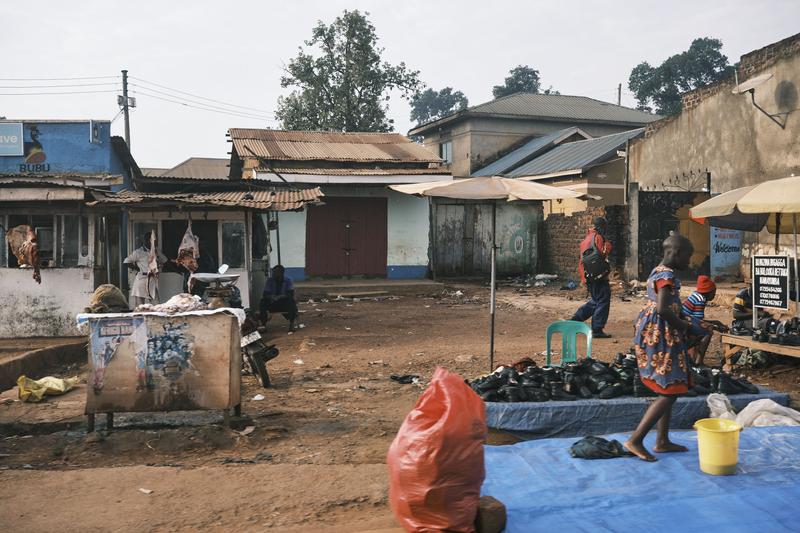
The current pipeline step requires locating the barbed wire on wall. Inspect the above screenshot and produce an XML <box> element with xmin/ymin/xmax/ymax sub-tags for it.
<box><xmin>639</xmin><ymin>168</ymin><xmax>712</xmax><ymax>192</ymax></box>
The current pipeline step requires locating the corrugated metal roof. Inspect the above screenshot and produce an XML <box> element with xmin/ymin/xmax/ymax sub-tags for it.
<box><xmin>141</xmin><ymin>167</ymin><xmax>169</xmax><ymax>177</ymax></box>
<box><xmin>0</xmin><ymin>173</ymin><xmax>123</xmax><ymax>185</ymax></box>
<box><xmin>256</xmin><ymin>167</ymin><xmax>451</xmax><ymax>176</ymax></box>
<box><xmin>410</xmin><ymin>93</ymin><xmax>660</xmax><ymax>134</ymax></box>
<box><xmin>229</xmin><ymin>128</ymin><xmax>441</xmax><ymax>164</ymax></box>
<box><xmin>89</xmin><ymin>188</ymin><xmax>323</xmax><ymax>211</ymax></box>
<box><xmin>471</xmin><ymin>127</ymin><xmax>590</xmax><ymax>177</ymax></box>
<box><xmin>157</xmin><ymin>158</ymin><xmax>229</xmax><ymax>180</ymax></box>
<box><xmin>508</xmin><ymin>129</ymin><xmax>644</xmax><ymax>178</ymax></box>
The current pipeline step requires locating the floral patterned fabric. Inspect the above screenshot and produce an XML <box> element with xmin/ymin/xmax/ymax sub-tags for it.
<box><xmin>634</xmin><ymin>265</ymin><xmax>691</xmax><ymax>394</ymax></box>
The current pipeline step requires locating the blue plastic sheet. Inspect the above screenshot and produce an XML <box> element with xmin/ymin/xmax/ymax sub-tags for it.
<box><xmin>485</xmin><ymin>388</ymin><xmax>789</xmax><ymax>437</ymax></box>
<box><xmin>482</xmin><ymin>426</ymin><xmax>800</xmax><ymax>533</ymax></box>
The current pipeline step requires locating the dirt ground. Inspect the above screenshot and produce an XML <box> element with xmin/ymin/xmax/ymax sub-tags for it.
<box><xmin>1</xmin><ymin>283</ymin><xmax>799</xmax><ymax>531</ymax></box>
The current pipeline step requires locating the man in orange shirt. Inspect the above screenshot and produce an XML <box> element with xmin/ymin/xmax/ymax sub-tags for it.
<box><xmin>570</xmin><ymin>217</ymin><xmax>613</xmax><ymax>338</ymax></box>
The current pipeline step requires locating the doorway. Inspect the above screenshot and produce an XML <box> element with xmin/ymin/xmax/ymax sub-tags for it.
<box><xmin>305</xmin><ymin>197</ymin><xmax>388</xmax><ymax>277</ymax></box>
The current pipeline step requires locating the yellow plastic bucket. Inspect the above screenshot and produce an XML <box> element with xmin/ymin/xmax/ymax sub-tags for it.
<box><xmin>693</xmin><ymin>418</ymin><xmax>743</xmax><ymax>475</ymax></box>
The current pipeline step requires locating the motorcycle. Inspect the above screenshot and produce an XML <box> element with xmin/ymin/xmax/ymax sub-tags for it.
<box><xmin>240</xmin><ymin>312</ymin><xmax>279</xmax><ymax>387</ymax></box>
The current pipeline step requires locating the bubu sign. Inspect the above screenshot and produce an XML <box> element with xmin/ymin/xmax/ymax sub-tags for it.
<box><xmin>752</xmin><ymin>255</ymin><xmax>790</xmax><ymax>310</ymax></box>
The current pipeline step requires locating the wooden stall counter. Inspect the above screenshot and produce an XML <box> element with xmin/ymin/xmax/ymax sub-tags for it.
<box><xmin>77</xmin><ymin>309</ymin><xmax>243</xmax><ymax>432</ymax></box>
<box><xmin>721</xmin><ymin>332</ymin><xmax>800</xmax><ymax>372</ymax></box>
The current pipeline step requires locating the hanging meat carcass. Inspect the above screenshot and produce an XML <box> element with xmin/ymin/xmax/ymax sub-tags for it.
<box><xmin>176</xmin><ymin>220</ymin><xmax>201</xmax><ymax>291</ymax></box>
<box><xmin>5</xmin><ymin>225</ymin><xmax>41</xmax><ymax>283</ymax></box>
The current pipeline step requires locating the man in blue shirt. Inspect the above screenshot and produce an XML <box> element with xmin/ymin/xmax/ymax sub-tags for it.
<box><xmin>259</xmin><ymin>265</ymin><xmax>298</xmax><ymax>331</ymax></box>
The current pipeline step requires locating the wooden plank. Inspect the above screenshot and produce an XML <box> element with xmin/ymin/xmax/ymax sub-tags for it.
<box><xmin>720</xmin><ymin>333</ymin><xmax>800</xmax><ymax>357</ymax></box>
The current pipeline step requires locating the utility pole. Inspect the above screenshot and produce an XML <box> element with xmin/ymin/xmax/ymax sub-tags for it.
<box><xmin>617</xmin><ymin>83</ymin><xmax>622</xmax><ymax>106</ymax></box>
<box><xmin>122</xmin><ymin>69</ymin><xmax>131</xmax><ymax>148</ymax></box>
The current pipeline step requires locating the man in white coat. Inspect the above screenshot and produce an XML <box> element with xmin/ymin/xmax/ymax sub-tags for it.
<box><xmin>124</xmin><ymin>231</ymin><xmax>167</xmax><ymax>309</ymax></box>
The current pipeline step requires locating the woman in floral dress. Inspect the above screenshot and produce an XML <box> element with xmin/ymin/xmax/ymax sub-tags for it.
<box><xmin>625</xmin><ymin>234</ymin><xmax>700</xmax><ymax>462</ymax></box>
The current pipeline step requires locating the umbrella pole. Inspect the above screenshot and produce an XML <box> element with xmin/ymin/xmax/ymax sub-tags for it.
<box><xmin>489</xmin><ymin>201</ymin><xmax>497</xmax><ymax>372</ymax></box>
<box><xmin>795</xmin><ymin>214</ymin><xmax>799</xmax><ymax>318</ymax></box>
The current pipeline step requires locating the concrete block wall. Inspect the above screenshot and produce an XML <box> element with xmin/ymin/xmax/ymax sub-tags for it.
<box><xmin>540</xmin><ymin>205</ymin><xmax>628</xmax><ymax>280</ymax></box>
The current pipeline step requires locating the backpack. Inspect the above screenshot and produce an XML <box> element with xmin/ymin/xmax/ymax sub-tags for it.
<box><xmin>581</xmin><ymin>234</ymin><xmax>610</xmax><ymax>281</ymax></box>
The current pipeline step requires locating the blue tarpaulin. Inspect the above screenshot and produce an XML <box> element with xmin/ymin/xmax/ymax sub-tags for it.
<box><xmin>485</xmin><ymin>388</ymin><xmax>789</xmax><ymax>437</ymax></box>
<box><xmin>482</xmin><ymin>426</ymin><xmax>800</xmax><ymax>532</ymax></box>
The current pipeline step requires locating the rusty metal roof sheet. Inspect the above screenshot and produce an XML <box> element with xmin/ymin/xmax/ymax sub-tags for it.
<box><xmin>143</xmin><ymin>158</ymin><xmax>230</xmax><ymax>180</ymax></box>
<box><xmin>89</xmin><ymin>187</ymin><xmax>323</xmax><ymax>211</ymax></box>
<box><xmin>256</xmin><ymin>167</ymin><xmax>451</xmax><ymax>176</ymax></box>
<box><xmin>228</xmin><ymin>128</ymin><xmax>441</xmax><ymax>164</ymax></box>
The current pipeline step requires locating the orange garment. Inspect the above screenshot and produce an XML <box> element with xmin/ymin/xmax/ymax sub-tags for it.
<box><xmin>577</xmin><ymin>229</ymin><xmax>612</xmax><ymax>283</ymax></box>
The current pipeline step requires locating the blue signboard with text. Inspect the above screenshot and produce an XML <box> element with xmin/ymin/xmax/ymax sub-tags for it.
<box><xmin>0</xmin><ymin>123</ymin><xmax>24</xmax><ymax>156</ymax></box>
<box><xmin>710</xmin><ymin>226</ymin><xmax>743</xmax><ymax>278</ymax></box>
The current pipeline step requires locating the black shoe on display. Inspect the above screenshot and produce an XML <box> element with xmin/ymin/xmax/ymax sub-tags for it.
<box><xmin>599</xmin><ymin>382</ymin><xmax>625</xmax><ymax>399</ymax></box>
<box><xmin>523</xmin><ymin>385</ymin><xmax>550</xmax><ymax>402</ymax></box>
<box><xmin>550</xmin><ymin>381</ymin><xmax>577</xmax><ymax>401</ymax></box>
<box><xmin>736</xmin><ymin>376</ymin><xmax>759</xmax><ymax>394</ymax></box>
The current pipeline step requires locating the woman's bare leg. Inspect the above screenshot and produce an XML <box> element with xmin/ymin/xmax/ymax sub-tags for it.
<box><xmin>653</xmin><ymin>397</ymin><xmax>688</xmax><ymax>452</ymax></box>
<box><xmin>625</xmin><ymin>396</ymin><xmax>676</xmax><ymax>462</ymax></box>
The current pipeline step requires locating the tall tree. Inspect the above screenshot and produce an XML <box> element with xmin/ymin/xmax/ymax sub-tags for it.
<box><xmin>275</xmin><ymin>10</ymin><xmax>421</xmax><ymax>132</ymax></box>
<box><xmin>410</xmin><ymin>87</ymin><xmax>469</xmax><ymax>125</ymax></box>
<box><xmin>492</xmin><ymin>65</ymin><xmax>558</xmax><ymax>98</ymax></box>
<box><xmin>628</xmin><ymin>37</ymin><xmax>734</xmax><ymax>115</ymax></box>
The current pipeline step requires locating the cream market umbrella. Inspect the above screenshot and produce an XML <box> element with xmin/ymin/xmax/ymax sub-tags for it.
<box><xmin>690</xmin><ymin>175</ymin><xmax>800</xmax><ymax>317</ymax></box>
<box><xmin>391</xmin><ymin>176</ymin><xmax>597</xmax><ymax>370</ymax></box>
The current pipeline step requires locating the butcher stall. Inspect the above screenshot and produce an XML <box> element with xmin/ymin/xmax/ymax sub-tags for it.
<box><xmin>77</xmin><ymin>308</ymin><xmax>245</xmax><ymax>431</ymax></box>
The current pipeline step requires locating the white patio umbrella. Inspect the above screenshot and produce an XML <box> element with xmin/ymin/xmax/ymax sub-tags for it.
<box><xmin>690</xmin><ymin>175</ymin><xmax>800</xmax><ymax>318</ymax></box>
<box><xmin>391</xmin><ymin>176</ymin><xmax>597</xmax><ymax>370</ymax></box>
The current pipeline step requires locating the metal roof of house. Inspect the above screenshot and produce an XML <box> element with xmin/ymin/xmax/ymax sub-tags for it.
<box><xmin>509</xmin><ymin>128</ymin><xmax>644</xmax><ymax>179</ymax></box>
<box><xmin>228</xmin><ymin>128</ymin><xmax>442</xmax><ymax>164</ymax></box>
<box><xmin>257</xmin><ymin>167</ymin><xmax>451</xmax><ymax>176</ymax></box>
<box><xmin>141</xmin><ymin>158</ymin><xmax>230</xmax><ymax>180</ymax></box>
<box><xmin>471</xmin><ymin>127</ymin><xmax>590</xmax><ymax>177</ymax></box>
<box><xmin>89</xmin><ymin>187</ymin><xmax>323</xmax><ymax>211</ymax></box>
<box><xmin>409</xmin><ymin>93</ymin><xmax>660</xmax><ymax>135</ymax></box>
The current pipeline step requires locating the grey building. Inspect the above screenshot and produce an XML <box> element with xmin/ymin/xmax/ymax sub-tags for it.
<box><xmin>409</xmin><ymin>92</ymin><xmax>660</xmax><ymax>178</ymax></box>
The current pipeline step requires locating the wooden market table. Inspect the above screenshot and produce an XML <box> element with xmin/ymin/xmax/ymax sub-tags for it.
<box><xmin>721</xmin><ymin>333</ymin><xmax>800</xmax><ymax>371</ymax></box>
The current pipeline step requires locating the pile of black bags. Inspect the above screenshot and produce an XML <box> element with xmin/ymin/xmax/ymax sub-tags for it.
<box><xmin>468</xmin><ymin>352</ymin><xmax>760</xmax><ymax>403</ymax></box>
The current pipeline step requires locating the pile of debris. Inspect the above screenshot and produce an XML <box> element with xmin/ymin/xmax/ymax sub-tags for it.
<box><xmin>468</xmin><ymin>353</ymin><xmax>760</xmax><ymax>403</ymax></box>
<box><xmin>135</xmin><ymin>293</ymin><xmax>207</xmax><ymax>313</ymax></box>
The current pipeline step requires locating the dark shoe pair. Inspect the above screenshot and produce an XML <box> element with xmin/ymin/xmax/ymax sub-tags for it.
<box><xmin>550</xmin><ymin>381</ymin><xmax>577</xmax><ymax>401</ymax></box>
<box><xmin>523</xmin><ymin>385</ymin><xmax>550</xmax><ymax>402</ymax></box>
<box><xmin>599</xmin><ymin>382</ymin><xmax>625</xmax><ymax>399</ymax></box>
<box><xmin>593</xmin><ymin>330</ymin><xmax>612</xmax><ymax>339</ymax></box>
<box><xmin>498</xmin><ymin>384</ymin><xmax>526</xmax><ymax>402</ymax></box>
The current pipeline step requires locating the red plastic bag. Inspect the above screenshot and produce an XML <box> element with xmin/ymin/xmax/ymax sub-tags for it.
<box><xmin>388</xmin><ymin>367</ymin><xmax>487</xmax><ymax>532</ymax></box>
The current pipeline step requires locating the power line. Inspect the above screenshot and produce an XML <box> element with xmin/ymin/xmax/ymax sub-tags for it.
<box><xmin>129</xmin><ymin>83</ymin><xmax>275</xmax><ymax>119</ymax></box>
<box><xmin>0</xmin><ymin>75</ymin><xmax>118</xmax><ymax>81</ymax></box>
<box><xmin>130</xmin><ymin>76</ymin><xmax>271</xmax><ymax>114</ymax></box>
<box><xmin>0</xmin><ymin>89</ymin><xmax>120</xmax><ymax>95</ymax></box>
<box><xmin>130</xmin><ymin>90</ymin><xmax>276</xmax><ymax>122</ymax></box>
<box><xmin>0</xmin><ymin>82</ymin><xmax>120</xmax><ymax>89</ymax></box>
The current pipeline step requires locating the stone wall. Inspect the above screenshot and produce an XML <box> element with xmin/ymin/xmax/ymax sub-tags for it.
<box><xmin>541</xmin><ymin>205</ymin><xmax>627</xmax><ymax>280</ymax></box>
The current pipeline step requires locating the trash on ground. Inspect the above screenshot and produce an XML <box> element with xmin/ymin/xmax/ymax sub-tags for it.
<box><xmin>390</xmin><ymin>374</ymin><xmax>420</xmax><ymax>385</ymax></box>
<box><xmin>293</xmin><ymin>358</ymin><xmax>304</xmax><ymax>365</ymax></box>
<box><xmin>138</xmin><ymin>488</ymin><xmax>153</xmax><ymax>495</ymax></box>
<box><xmin>569</xmin><ymin>436</ymin><xmax>632</xmax><ymax>459</ymax></box>
<box><xmin>238</xmin><ymin>426</ymin><xmax>256</xmax><ymax>436</ymax></box>
<box><xmin>17</xmin><ymin>375</ymin><xmax>79</xmax><ymax>402</ymax></box>
<box><xmin>252</xmin><ymin>394</ymin><xmax>265</xmax><ymax>401</ymax></box>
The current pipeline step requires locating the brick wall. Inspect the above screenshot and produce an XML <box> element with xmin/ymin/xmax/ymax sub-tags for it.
<box><xmin>541</xmin><ymin>205</ymin><xmax>627</xmax><ymax>280</ymax></box>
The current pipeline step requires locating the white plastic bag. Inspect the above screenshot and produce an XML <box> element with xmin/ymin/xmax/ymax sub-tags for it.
<box><xmin>735</xmin><ymin>399</ymin><xmax>800</xmax><ymax>427</ymax></box>
<box><xmin>707</xmin><ymin>393</ymin><xmax>737</xmax><ymax>420</ymax></box>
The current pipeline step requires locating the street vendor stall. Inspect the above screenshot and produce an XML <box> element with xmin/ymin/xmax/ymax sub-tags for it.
<box><xmin>691</xmin><ymin>175</ymin><xmax>800</xmax><ymax>367</ymax></box>
<box><xmin>77</xmin><ymin>307</ymin><xmax>245</xmax><ymax>431</ymax></box>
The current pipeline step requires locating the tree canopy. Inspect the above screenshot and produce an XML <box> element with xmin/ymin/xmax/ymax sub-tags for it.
<box><xmin>409</xmin><ymin>87</ymin><xmax>469</xmax><ymax>125</ymax></box>
<box><xmin>492</xmin><ymin>65</ymin><xmax>558</xmax><ymax>98</ymax></box>
<box><xmin>275</xmin><ymin>10</ymin><xmax>421</xmax><ymax>132</ymax></box>
<box><xmin>628</xmin><ymin>37</ymin><xmax>734</xmax><ymax>115</ymax></box>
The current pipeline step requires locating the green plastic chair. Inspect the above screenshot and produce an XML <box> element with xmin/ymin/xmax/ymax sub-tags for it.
<box><xmin>546</xmin><ymin>320</ymin><xmax>592</xmax><ymax>366</ymax></box>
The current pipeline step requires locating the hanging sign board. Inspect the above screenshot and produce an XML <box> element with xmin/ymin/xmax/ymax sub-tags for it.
<box><xmin>0</xmin><ymin>123</ymin><xmax>24</xmax><ymax>156</ymax></box>
<box><xmin>752</xmin><ymin>255</ymin><xmax>790</xmax><ymax>310</ymax></box>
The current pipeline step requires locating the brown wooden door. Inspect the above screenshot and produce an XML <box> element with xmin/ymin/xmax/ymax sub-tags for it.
<box><xmin>306</xmin><ymin>197</ymin><xmax>387</xmax><ymax>277</ymax></box>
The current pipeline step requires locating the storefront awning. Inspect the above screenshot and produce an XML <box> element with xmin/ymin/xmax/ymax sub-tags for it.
<box><xmin>88</xmin><ymin>188</ymin><xmax>324</xmax><ymax>211</ymax></box>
